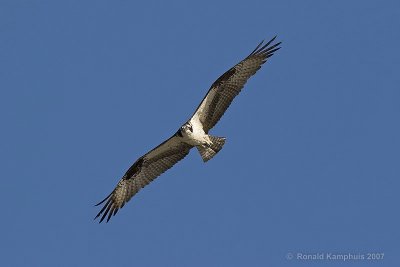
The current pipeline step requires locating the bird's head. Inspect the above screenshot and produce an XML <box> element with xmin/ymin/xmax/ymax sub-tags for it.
<box><xmin>180</xmin><ymin>122</ymin><xmax>193</xmax><ymax>134</ymax></box>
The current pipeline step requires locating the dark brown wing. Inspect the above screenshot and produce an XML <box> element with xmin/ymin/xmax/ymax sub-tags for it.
<box><xmin>94</xmin><ymin>135</ymin><xmax>192</xmax><ymax>223</ymax></box>
<box><xmin>192</xmin><ymin>36</ymin><xmax>281</xmax><ymax>133</ymax></box>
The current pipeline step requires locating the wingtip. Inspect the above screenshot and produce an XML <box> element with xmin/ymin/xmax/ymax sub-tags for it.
<box><xmin>249</xmin><ymin>40</ymin><xmax>265</xmax><ymax>56</ymax></box>
<box><xmin>94</xmin><ymin>191</ymin><xmax>113</xmax><ymax>206</ymax></box>
<box><xmin>94</xmin><ymin>211</ymin><xmax>106</xmax><ymax>223</ymax></box>
<box><xmin>261</xmin><ymin>35</ymin><xmax>277</xmax><ymax>44</ymax></box>
<box><xmin>94</xmin><ymin>211</ymin><xmax>102</xmax><ymax>221</ymax></box>
<box><xmin>249</xmin><ymin>35</ymin><xmax>281</xmax><ymax>57</ymax></box>
<box><xmin>94</xmin><ymin>216</ymin><xmax>103</xmax><ymax>224</ymax></box>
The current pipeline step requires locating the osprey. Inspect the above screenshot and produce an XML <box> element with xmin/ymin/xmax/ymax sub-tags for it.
<box><xmin>95</xmin><ymin>37</ymin><xmax>281</xmax><ymax>223</ymax></box>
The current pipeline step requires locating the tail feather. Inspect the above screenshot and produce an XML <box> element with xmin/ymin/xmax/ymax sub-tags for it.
<box><xmin>197</xmin><ymin>136</ymin><xmax>226</xmax><ymax>162</ymax></box>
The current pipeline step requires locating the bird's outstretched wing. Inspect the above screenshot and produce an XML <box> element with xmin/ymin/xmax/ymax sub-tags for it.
<box><xmin>192</xmin><ymin>36</ymin><xmax>281</xmax><ymax>133</ymax></box>
<box><xmin>95</xmin><ymin>135</ymin><xmax>193</xmax><ymax>223</ymax></box>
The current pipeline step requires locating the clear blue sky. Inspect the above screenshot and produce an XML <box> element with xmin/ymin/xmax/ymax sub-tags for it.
<box><xmin>1</xmin><ymin>0</ymin><xmax>399</xmax><ymax>266</ymax></box>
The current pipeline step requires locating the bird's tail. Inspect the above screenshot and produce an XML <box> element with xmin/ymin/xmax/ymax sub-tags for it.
<box><xmin>196</xmin><ymin>135</ymin><xmax>226</xmax><ymax>162</ymax></box>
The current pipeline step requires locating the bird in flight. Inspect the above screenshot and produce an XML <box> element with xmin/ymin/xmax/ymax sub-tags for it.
<box><xmin>95</xmin><ymin>36</ymin><xmax>281</xmax><ymax>223</ymax></box>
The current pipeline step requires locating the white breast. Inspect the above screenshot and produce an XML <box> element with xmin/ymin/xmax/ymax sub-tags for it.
<box><xmin>183</xmin><ymin>116</ymin><xmax>210</xmax><ymax>146</ymax></box>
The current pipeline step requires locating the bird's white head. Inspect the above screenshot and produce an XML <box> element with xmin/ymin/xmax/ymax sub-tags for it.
<box><xmin>180</xmin><ymin>122</ymin><xmax>193</xmax><ymax>134</ymax></box>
